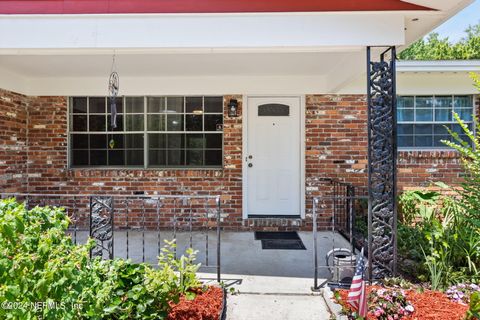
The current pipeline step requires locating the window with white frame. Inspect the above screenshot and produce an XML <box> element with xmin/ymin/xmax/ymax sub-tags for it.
<box><xmin>397</xmin><ymin>95</ymin><xmax>475</xmax><ymax>149</ymax></box>
<box><xmin>69</xmin><ymin>96</ymin><xmax>224</xmax><ymax>168</ymax></box>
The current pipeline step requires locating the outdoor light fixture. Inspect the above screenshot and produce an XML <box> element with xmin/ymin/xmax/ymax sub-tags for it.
<box><xmin>228</xmin><ymin>99</ymin><xmax>238</xmax><ymax>117</ymax></box>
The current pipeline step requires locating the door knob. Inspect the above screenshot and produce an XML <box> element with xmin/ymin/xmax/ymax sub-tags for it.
<box><xmin>248</xmin><ymin>163</ymin><xmax>253</xmax><ymax>168</ymax></box>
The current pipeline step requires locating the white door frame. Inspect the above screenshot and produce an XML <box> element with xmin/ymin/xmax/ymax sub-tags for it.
<box><xmin>242</xmin><ymin>95</ymin><xmax>306</xmax><ymax>219</ymax></box>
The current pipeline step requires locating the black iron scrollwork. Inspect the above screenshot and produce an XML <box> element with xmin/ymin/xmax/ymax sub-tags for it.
<box><xmin>367</xmin><ymin>47</ymin><xmax>397</xmax><ymax>280</ymax></box>
<box><xmin>90</xmin><ymin>196</ymin><xmax>114</xmax><ymax>259</ymax></box>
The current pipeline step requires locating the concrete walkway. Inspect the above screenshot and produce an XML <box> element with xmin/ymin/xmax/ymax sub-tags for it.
<box><xmin>200</xmin><ymin>274</ymin><xmax>332</xmax><ymax>320</ymax></box>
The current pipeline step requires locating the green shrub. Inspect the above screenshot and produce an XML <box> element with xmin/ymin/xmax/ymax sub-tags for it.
<box><xmin>0</xmin><ymin>199</ymin><xmax>202</xmax><ymax>319</ymax></box>
<box><xmin>397</xmin><ymin>95</ymin><xmax>480</xmax><ymax>288</ymax></box>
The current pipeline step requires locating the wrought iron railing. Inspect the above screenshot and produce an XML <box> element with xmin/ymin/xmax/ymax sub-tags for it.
<box><xmin>0</xmin><ymin>193</ymin><xmax>222</xmax><ymax>282</ymax></box>
<box><xmin>312</xmin><ymin>179</ymin><xmax>368</xmax><ymax>289</ymax></box>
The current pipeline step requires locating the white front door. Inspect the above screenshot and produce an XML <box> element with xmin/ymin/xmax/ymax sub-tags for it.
<box><xmin>245</xmin><ymin>96</ymin><xmax>302</xmax><ymax>217</ymax></box>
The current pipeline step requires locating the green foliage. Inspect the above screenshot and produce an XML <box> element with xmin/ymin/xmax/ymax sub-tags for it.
<box><xmin>467</xmin><ymin>292</ymin><xmax>480</xmax><ymax>320</ymax></box>
<box><xmin>0</xmin><ymin>199</ymin><xmax>202</xmax><ymax>319</ymax></box>
<box><xmin>398</xmin><ymin>89</ymin><xmax>480</xmax><ymax>288</ymax></box>
<box><xmin>399</xmin><ymin>23</ymin><xmax>480</xmax><ymax>60</ymax></box>
<box><xmin>398</xmin><ymin>190</ymin><xmax>440</xmax><ymax>225</ymax></box>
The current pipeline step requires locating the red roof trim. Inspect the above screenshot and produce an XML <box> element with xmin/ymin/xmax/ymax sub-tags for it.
<box><xmin>0</xmin><ymin>0</ymin><xmax>434</xmax><ymax>15</ymax></box>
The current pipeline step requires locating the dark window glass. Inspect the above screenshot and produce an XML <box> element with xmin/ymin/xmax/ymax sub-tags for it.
<box><xmin>125</xmin><ymin>134</ymin><xmax>143</xmax><ymax>149</ymax></box>
<box><xmin>416</xmin><ymin>109</ymin><xmax>433</xmax><ymax>121</ymax></box>
<box><xmin>167</xmin><ymin>150</ymin><xmax>185</xmax><ymax>166</ymax></box>
<box><xmin>435</xmin><ymin>109</ymin><xmax>452</xmax><ymax>121</ymax></box>
<box><xmin>205</xmin><ymin>150</ymin><xmax>222</xmax><ymax>166</ymax></box>
<box><xmin>186</xmin><ymin>97</ymin><xmax>203</xmax><ymax>113</ymax></box>
<box><xmin>167</xmin><ymin>114</ymin><xmax>183</xmax><ymax>131</ymax></box>
<box><xmin>149</xmin><ymin>134</ymin><xmax>166</xmax><ymax>149</ymax></box>
<box><xmin>72</xmin><ymin>97</ymin><xmax>87</xmax><ymax>113</ymax></box>
<box><xmin>126</xmin><ymin>114</ymin><xmax>144</xmax><ymax>131</ymax></box>
<box><xmin>147</xmin><ymin>114</ymin><xmax>165</xmax><ymax>131</ymax></box>
<box><xmin>72</xmin><ymin>150</ymin><xmax>89</xmax><ymax>166</ymax></box>
<box><xmin>397</xmin><ymin>136</ymin><xmax>414</xmax><ymax>148</ymax></box>
<box><xmin>89</xmin><ymin>97</ymin><xmax>106</xmax><ymax>113</ymax></box>
<box><xmin>147</xmin><ymin>97</ymin><xmax>166</xmax><ymax>113</ymax></box>
<box><xmin>186</xmin><ymin>134</ymin><xmax>204</xmax><ymax>149</ymax></box>
<box><xmin>415</xmin><ymin>136</ymin><xmax>433</xmax><ymax>147</ymax></box>
<box><xmin>72</xmin><ymin>134</ymin><xmax>88</xmax><ymax>149</ymax></box>
<box><xmin>70</xmin><ymin>96</ymin><xmax>223</xmax><ymax>168</ymax></box>
<box><xmin>127</xmin><ymin>150</ymin><xmax>144</xmax><ymax>166</ymax></box>
<box><xmin>186</xmin><ymin>115</ymin><xmax>203</xmax><ymax>131</ymax></box>
<box><xmin>204</xmin><ymin>97</ymin><xmax>223</xmax><ymax>113</ymax></box>
<box><xmin>397</xmin><ymin>96</ymin><xmax>414</xmax><ymax>109</ymax></box>
<box><xmin>397</xmin><ymin>95</ymin><xmax>474</xmax><ymax>149</ymax></box>
<box><xmin>90</xmin><ymin>150</ymin><xmax>107</xmax><ymax>166</ymax></box>
<box><xmin>205</xmin><ymin>134</ymin><xmax>222</xmax><ymax>149</ymax></box>
<box><xmin>186</xmin><ymin>150</ymin><xmax>203</xmax><ymax>166</ymax></box>
<box><xmin>397</xmin><ymin>109</ymin><xmax>414</xmax><ymax>122</ymax></box>
<box><xmin>166</xmin><ymin>97</ymin><xmax>184</xmax><ymax>113</ymax></box>
<box><xmin>397</xmin><ymin>124</ymin><xmax>413</xmax><ymax>135</ymax></box>
<box><xmin>72</xmin><ymin>115</ymin><xmax>87</xmax><ymax>131</ymax></box>
<box><xmin>167</xmin><ymin>134</ymin><xmax>184</xmax><ymax>149</ymax></box>
<box><xmin>205</xmin><ymin>114</ymin><xmax>223</xmax><ymax>131</ymax></box>
<box><xmin>454</xmin><ymin>96</ymin><xmax>472</xmax><ymax>109</ymax></box>
<box><xmin>149</xmin><ymin>150</ymin><xmax>167</xmax><ymax>166</ymax></box>
<box><xmin>415</xmin><ymin>124</ymin><xmax>432</xmax><ymax>135</ymax></box>
<box><xmin>108</xmin><ymin>150</ymin><xmax>125</xmax><ymax>166</ymax></box>
<box><xmin>434</xmin><ymin>124</ymin><xmax>450</xmax><ymax>135</ymax></box>
<box><xmin>435</xmin><ymin>96</ymin><xmax>452</xmax><ymax>108</ymax></box>
<box><xmin>90</xmin><ymin>134</ymin><xmax>107</xmax><ymax>149</ymax></box>
<box><xmin>416</xmin><ymin>97</ymin><xmax>434</xmax><ymax>108</ymax></box>
<box><xmin>125</xmin><ymin>97</ymin><xmax>144</xmax><ymax>113</ymax></box>
<box><xmin>89</xmin><ymin>115</ymin><xmax>106</xmax><ymax>131</ymax></box>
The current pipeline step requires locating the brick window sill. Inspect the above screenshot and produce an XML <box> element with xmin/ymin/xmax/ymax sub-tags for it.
<box><xmin>398</xmin><ymin>149</ymin><xmax>460</xmax><ymax>159</ymax></box>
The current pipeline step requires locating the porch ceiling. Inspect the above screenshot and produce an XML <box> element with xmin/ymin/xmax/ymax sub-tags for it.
<box><xmin>0</xmin><ymin>0</ymin><xmax>473</xmax><ymax>95</ymax></box>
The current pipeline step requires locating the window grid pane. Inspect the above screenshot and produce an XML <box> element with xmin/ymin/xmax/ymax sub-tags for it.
<box><xmin>70</xmin><ymin>96</ymin><xmax>223</xmax><ymax>168</ymax></box>
<box><xmin>397</xmin><ymin>95</ymin><xmax>474</xmax><ymax>149</ymax></box>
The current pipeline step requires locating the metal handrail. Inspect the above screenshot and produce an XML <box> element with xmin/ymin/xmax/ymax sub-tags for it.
<box><xmin>1</xmin><ymin>192</ymin><xmax>222</xmax><ymax>282</ymax></box>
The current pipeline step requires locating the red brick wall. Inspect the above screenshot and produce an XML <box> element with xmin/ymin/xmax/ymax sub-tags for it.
<box><xmin>0</xmin><ymin>88</ymin><xmax>477</xmax><ymax>230</ymax></box>
<box><xmin>24</xmin><ymin>94</ymin><xmax>245</xmax><ymax>230</ymax></box>
<box><xmin>0</xmin><ymin>89</ymin><xmax>28</xmax><ymax>193</ymax></box>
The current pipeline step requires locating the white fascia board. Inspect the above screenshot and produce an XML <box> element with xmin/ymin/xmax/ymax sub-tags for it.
<box><xmin>398</xmin><ymin>60</ymin><xmax>480</xmax><ymax>72</ymax></box>
<box><xmin>0</xmin><ymin>12</ymin><xmax>405</xmax><ymax>52</ymax></box>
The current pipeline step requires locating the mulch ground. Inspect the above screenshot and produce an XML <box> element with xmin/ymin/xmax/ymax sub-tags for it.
<box><xmin>167</xmin><ymin>286</ymin><xmax>224</xmax><ymax>320</ymax></box>
<box><xmin>337</xmin><ymin>285</ymin><xmax>469</xmax><ymax>320</ymax></box>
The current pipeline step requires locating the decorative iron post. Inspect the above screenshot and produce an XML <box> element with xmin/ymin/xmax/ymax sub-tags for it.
<box><xmin>366</xmin><ymin>46</ymin><xmax>398</xmax><ymax>280</ymax></box>
<box><xmin>89</xmin><ymin>196</ymin><xmax>114</xmax><ymax>259</ymax></box>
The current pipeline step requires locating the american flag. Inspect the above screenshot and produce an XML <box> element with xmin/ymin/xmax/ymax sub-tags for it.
<box><xmin>347</xmin><ymin>248</ymin><xmax>367</xmax><ymax>317</ymax></box>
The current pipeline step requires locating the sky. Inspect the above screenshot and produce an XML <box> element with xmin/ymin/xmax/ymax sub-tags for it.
<box><xmin>433</xmin><ymin>0</ymin><xmax>480</xmax><ymax>42</ymax></box>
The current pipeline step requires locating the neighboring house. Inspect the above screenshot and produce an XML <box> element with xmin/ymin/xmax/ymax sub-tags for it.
<box><xmin>0</xmin><ymin>0</ymin><xmax>478</xmax><ymax>232</ymax></box>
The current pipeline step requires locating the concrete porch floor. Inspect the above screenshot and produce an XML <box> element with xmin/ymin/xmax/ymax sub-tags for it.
<box><xmin>73</xmin><ymin>230</ymin><xmax>352</xmax><ymax>280</ymax></box>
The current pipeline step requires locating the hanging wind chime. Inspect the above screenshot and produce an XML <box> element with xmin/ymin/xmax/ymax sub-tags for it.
<box><xmin>108</xmin><ymin>55</ymin><xmax>119</xmax><ymax>149</ymax></box>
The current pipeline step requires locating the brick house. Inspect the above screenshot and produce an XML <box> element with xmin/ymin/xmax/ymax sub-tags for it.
<box><xmin>0</xmin><ymin>0</ymin><xmax>478</xmax><ymax>233</ymax></box>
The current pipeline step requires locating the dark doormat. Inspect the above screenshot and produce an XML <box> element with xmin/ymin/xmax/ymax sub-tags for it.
<box><xmin>254</xmin><ymin>231</ymin><xmax>306</xmax><ymax>250</ymax></box>
<box><xmin>261</xmin><ymin>239</ymin><xmax>306</xmax><ymax>250</ymax></box>
<box><xmin>254</xmin><ymin>231</ymin><xmax>300</xmax><ymax>240</ymax></box>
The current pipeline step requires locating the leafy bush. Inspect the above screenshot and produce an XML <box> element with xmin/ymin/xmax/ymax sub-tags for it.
<box><xmin>467</xmin><ymin>292</ymin><xmax>480</xmax><ymax>320</ymax></box>
<box><xmin>397</xmin><ymin>88</ymin><xmax>480</xmax><ymax>288</ymax></box>
<box><xmin>0</xmin><ymin>199</ymin><xmax>202</xmax><ymax>319</ymax></box>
